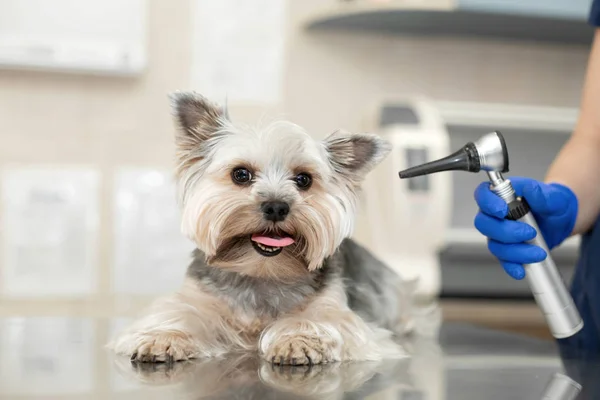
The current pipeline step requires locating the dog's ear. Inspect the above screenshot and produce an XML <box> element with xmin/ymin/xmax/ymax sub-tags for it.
<box><xmin>323</xmin><ymin>130</ymin><xmax>391</xmax><ymax>182</ymax></box>
<box><xmin>169</xmin><ymin>91</ymin><xmax>227</xmax><ymax>146</ymax></box>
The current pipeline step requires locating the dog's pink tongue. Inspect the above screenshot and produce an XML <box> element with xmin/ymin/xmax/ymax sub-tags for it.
<box><xmin>251</xmin><ymin>234</ymin><xmax>295</xmax><ymax>247</ymax></box>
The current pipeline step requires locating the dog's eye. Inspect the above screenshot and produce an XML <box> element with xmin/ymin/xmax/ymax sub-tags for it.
<box><xmin>295</xmin><ymin>173</ymin><xmax>312</xmax><ymax>190</ymax></box>
<box><xmin>232</xmin><ymin>167</ymin><xmax>252</xmax><ymax>185</ymax></box>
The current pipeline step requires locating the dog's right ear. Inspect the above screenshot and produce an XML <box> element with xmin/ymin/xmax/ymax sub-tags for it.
<box><xmin>169</xmin><ymin>91</ymin><xmax>227</xmax><ymax>146</ymax></box>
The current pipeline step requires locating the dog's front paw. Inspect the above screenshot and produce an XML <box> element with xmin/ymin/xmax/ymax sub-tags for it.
<box><xmin>263</xmin><ymin>334</ymin><xmax>340</xmax><ymax>365</ymax></box>
<box><xmin>112</xmin><ymin>331</ymin><xmax>200</xmax><ymax>363</ymax></box>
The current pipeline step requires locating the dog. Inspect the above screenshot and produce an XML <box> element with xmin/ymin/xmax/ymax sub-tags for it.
<box><xmin>107</xmin><ymin>91</ymin><xmax>416</xmax><ymax>365</ymax></box>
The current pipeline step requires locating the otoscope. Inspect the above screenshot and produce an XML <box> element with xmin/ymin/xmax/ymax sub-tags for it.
<box><xmin>398</xmin><ymin>131</ymin><xmax>583</xmax><ymax>339</ymax></box>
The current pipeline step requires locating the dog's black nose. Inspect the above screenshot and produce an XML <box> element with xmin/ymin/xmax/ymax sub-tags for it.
<box><xmin>261</xmin><ymin>201</ymin><xmax>290</xmax><ymax>222</ymax></box>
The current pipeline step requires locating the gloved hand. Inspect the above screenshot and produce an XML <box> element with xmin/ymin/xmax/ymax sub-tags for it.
<box><xmin>473</xmin><ymin>176</ymin><xmax>578</xmax><ymax>280</ymax></box>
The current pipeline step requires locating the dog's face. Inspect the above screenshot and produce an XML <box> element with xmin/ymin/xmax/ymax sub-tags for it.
<box><xmin>171</xmin><ymin>92</ymin><xmax>390</xmax><ymax>280</ymax></box>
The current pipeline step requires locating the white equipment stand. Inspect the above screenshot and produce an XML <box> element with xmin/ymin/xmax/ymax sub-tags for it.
<box><xmin>357</xmin><ymin>97</ymin><xmax>452</xmax><ymax>305</ymax></box>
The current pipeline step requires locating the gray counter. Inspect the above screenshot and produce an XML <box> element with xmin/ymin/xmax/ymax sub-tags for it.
<box><xmin>0</xmin><ymin>317</ymin><xmax>592</xmax><ymax>399</ymax></box>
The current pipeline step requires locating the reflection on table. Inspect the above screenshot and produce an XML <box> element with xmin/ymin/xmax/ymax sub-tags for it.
<box><xmin>0</xmin><ymin>317</ymin><xmax>589</xmax><ymax>399</ymax></box>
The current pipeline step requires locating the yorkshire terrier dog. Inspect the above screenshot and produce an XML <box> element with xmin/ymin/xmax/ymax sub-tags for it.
<box><xmin>108</xmin><ymin>91</ymin><xmax>415</xmax><ymax>365</ymax></box>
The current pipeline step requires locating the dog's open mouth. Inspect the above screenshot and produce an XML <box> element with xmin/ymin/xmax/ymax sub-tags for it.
<box><xmin>250</xmin><ymin>233</ymin><xmax>295</xmax><ymax>257</ymax></box>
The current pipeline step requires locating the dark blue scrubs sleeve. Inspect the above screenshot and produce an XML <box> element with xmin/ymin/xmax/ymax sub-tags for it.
<box><xmin>591</xmin><ymin>0</ymin><xmax>600</xmax><ymax>26</ymax></box>
<box><xmin>557</xmin><ymin>218</ymin><xmax>600</xmax><ymax>359</ymax></box>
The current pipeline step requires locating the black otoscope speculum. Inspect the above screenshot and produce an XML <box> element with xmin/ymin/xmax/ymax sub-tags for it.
<box><xmin>398</xmin><ymin>133</ymin><xmax>508</xmax><ymax>177</ymax></box>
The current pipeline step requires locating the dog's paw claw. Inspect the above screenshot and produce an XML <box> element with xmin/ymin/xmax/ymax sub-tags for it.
<box><xmin>264</xmin><ymin>335</ymin><xmax>338</xmax><ymax>365</ymax></box>
<box><xmin>116</xmin><ymin>331</ymin><xmax>199</xmax><ymax>363</ymax></box>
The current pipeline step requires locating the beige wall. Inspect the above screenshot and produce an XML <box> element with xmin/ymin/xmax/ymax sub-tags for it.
<box><xmin>0</xmin><ymin>0</ymin><xmax>591</xmax><ymax>315</ymax></box>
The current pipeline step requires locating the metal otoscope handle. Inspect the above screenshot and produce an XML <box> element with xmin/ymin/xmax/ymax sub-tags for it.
<box><xmin>487</xmin><ymin>171</ymin><xmax>584</xmax><ymax>339</ymax></box>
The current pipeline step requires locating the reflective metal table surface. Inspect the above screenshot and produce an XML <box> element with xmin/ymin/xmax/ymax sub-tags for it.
<box><xmin>0</xmin><ymin>318</ymin><xmax>595</xmax><ymax>399</ymax></box>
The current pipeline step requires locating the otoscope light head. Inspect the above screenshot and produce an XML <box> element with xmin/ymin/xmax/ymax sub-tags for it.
<box><xmin>398</xmin><ymin>131</ymin><xmax>509</xmax><ymax>179</ymax></box>
<box><xmin>473</xmin><ymin>131</ymin><xmax>509</xmax><ymax>173</ymax></box>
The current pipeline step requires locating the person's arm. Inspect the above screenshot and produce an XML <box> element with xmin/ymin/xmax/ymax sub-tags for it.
<box><xmin>545</xmin><ymin>29</ymin><xmax>600</xmax><ymax>236</ymax></box>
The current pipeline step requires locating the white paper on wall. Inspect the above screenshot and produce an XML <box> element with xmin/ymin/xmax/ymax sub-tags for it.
<box><xmin>112</xmin><ymin>168</ymin><xmax>195</xmax><ymax>294</ymax></box>
<box><xmin>1</xmin><ymin>167</ymin><xmax>100</xmax><ymax>296</ymax></box>
<box><xmin>0</xmin><ymin>0</ymin><xmax>147</xmax><ymax>75</ymax></box>
<box><xmin>191</xmin><ymin>0</ymin><xmax>287</xmax><ymax>103</ymax></box>
<box><xmin>0</xmin><ymin>317</ymin><xmax>94</xmax><ymax>396</ymax></box>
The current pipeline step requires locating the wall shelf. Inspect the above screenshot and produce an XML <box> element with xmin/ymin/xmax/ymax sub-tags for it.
<box><xmin>435</xmin><ymin>101</ymin><xmax>579</xmax><ymax>132</ymax></box>
<box><xmin>304</xmin><ymin>2</ymin><xmax>595</xmax><ymax>45</ymax></box>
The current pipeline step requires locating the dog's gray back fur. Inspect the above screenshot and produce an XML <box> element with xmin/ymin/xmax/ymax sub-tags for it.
<box><xmin>336</xmin><ymin>239</ymin><xmax>407</xmax><ymax>330</ymax></box>
<box><xmin>187</xmin><ymin>238</ymin><xmax>407</xmax><ymax>330</ymax></box>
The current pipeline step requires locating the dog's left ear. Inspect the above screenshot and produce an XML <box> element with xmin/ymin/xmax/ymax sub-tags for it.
<box><xmin>169</xmin><ymin>91</ymin><xmax>227</xmax><ymax>147</ymax></box>
<box><xmin>323</xmin><ymin>130</ymin><xmax>392</xmax><ymax>182</ymax></box>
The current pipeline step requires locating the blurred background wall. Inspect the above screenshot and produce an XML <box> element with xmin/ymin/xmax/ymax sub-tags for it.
<box><xmin>0</xmin><ymin>0</ymin><xmax>594</xmax><ymax>338</ymax></box>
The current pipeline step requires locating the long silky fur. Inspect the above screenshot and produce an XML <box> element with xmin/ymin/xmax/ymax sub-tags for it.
<box><xmin>107</xmin><ymin>91</ymin><xmax>416</xmax><ymax>365</ymax></box>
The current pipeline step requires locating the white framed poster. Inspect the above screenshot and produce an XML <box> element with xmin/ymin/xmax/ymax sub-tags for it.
<box><xmin>190</xmin><ymin>0</ymin><xmax>287</xmax><ymax>103</ymax></box>
<box><xmin>112</xmin><ymin>168</ymin><xmax>195</xmax><ymax>294</ymax></box>
<box><xmin>0</xmin><ymin>317</ymin><xmax>95</xmax><ymax>396</ymax></box>
<box><xmin>1</xmin><ymin>166</ymin><xmax>100</xmax><ymax>296</ymax></box>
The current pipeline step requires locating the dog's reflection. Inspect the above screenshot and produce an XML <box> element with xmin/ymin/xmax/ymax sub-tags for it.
<box><xmin>112</xmin><ymin>353</ymin><xmax>415</xmax><ymax>399</ymax></box>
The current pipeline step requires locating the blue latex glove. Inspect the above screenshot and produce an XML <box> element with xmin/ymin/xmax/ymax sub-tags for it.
<box><xmin>473</xmin><ymin>177</ymin><xmax>578</xmax><ymax>280</ymax></box>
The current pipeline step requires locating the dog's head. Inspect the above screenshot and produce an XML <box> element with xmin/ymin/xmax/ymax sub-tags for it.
<box><xmin>170</xmin><ymin>91</ymin><xmax>391</xmax><ymax>280</ymax></box>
